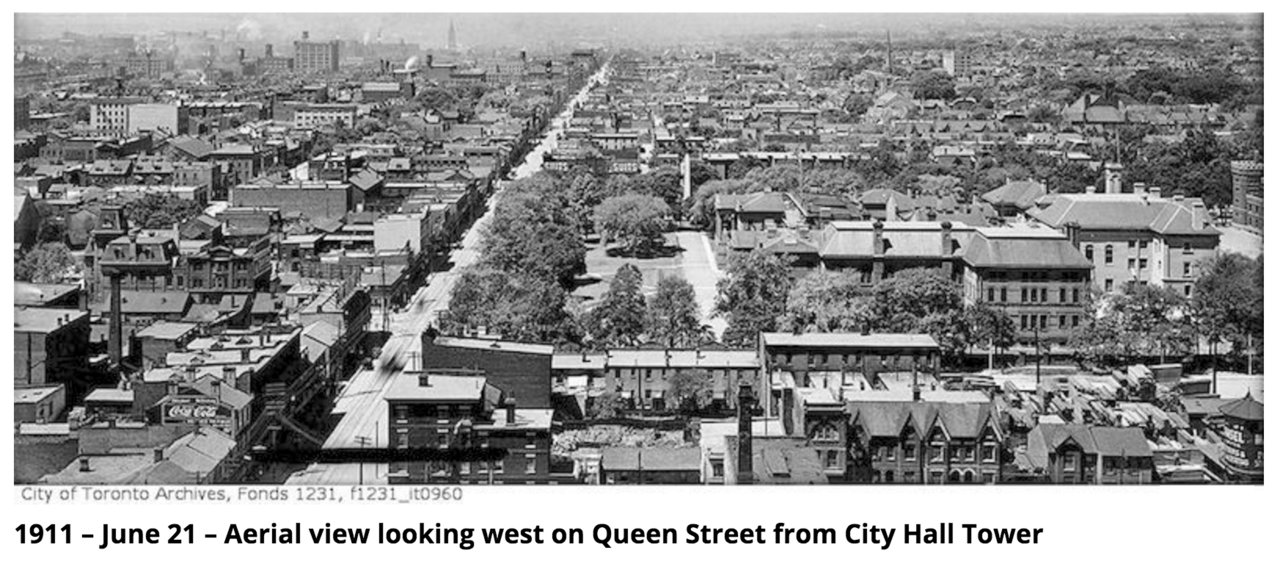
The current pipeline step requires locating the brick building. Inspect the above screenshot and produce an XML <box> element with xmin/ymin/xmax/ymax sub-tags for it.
<box><xmin>959</xmin><ymin>226</ymin><xmax>1093</xmax><ymax>343</ymax></box>
<box><xmin>384</xmin><ymin>373</ymin><xmax>552</xmax><ymax>484</ymax></box>
<box><xmin>847</xmin><ymin>400</ymin><xmax>1005</xmax><ymax>484</ymax></box>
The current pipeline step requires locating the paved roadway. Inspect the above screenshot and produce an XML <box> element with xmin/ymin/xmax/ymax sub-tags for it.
<box><xmin>287</xmin><ymin>64</ymin><xmax>611</xmax><ymax>485</ymax></box>
<box><xmin>674</xmin><ymin>231</ymin><xmax>728</xmax><ymax>337</ymax></box>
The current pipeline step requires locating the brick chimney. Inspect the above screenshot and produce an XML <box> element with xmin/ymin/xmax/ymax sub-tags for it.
<box><xmin>504</xmin><ymin>397</ymin><xmax>517</xmax><ymax>424</ymax></box>
<box><xmin>1104</xmin><ymin>163</ymin><xmax>1123</xmax><ymax>194</ymax></box>
<box><xmin>1065</xmin><ymin>221</ymin><xmax>1081</xmax><ymax>247</ymax></box>
<box><xmin>912</xmin><ymin>364</ymin><xmax>921</xmax><ymax>402</ymax></box>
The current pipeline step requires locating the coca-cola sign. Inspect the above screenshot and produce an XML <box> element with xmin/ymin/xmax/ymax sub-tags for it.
<box><xmin>164</xmin><ymin>398</ymin><xmax>231</xmax><ymax>427</ymax></box>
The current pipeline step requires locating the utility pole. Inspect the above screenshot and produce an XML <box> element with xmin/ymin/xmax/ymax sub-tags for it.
<box><xmin>355</xmin><ymin>435</ymin><xmax>371</xmax><ymax>485</ymax></box>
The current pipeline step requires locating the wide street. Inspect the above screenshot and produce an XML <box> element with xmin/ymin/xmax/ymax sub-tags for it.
<box><xmin>287</xmin><ymin>63</ymin><xmax>612</xmax><ymax>484</ymax></box>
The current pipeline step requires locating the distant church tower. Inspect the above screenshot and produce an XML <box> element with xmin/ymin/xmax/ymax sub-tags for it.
<box><xmin>886</xmin><ymin>30</ymin><xmax>893</xmax><ymax>75</ymax></box>
<box><xmin>447</xmin><ymin>20</ymin><xmax>458</xmax><ymax>51</ymax></box>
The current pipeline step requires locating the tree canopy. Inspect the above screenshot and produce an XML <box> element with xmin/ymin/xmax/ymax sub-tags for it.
<box><xmin>593</xmin><ymin>194</ymin><xmax>671</xmax><ymax>255</ymax></box>
<box><xmin>17</xmin><ymin>242</ymin><xmax>82</xmax><ymax>284</ymax></box>
<box><xmin>646</xmin><ymin>274</ymin><xmax>706</xmax><ymax>348</ymax></box>
<box><xmin>124</xmin><ymin>194</ymin><xmax>205</xmax><ymax>230</ymax></box>
<box><xmin>714</xmin><ymin>250</ymin><xmax>793</xmax><ymax>346</ymax></box>
<box><xmin>584</xmin><ymin>264</ymin><xmax>648</xmax><ymax>348</ymax></box>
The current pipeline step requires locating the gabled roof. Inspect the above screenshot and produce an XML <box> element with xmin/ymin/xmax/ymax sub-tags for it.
<box><xmin>982</xmin><ymin>180</ymin><xmax>1047</xmax><ymax>210</ymax></box>
<box><xmin>1026</xmin><ymin>424</ymin><xmax>1152</xmax><ymax>469</ymax></box>
<box><xmin>847</xmin><ymin>401</ymin><xmax>1000</xmax><ymax>441</ymax></box>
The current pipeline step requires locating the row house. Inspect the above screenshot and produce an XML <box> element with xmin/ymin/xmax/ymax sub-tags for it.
<box><xmin>760</xmin><ymin>332</ymin><xmax>942</xmax><ymax>416</ymax></box>
<box><xmin>554</xmin><ymin>349</ymin><xmax>760</xmax><ymax>412</ymax></box>
<box><xmin>846</xmin><ymin>400</ymin><xmax>1005</xmax><ymax>484</ymax></box>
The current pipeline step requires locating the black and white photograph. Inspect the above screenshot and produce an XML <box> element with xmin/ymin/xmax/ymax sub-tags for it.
<box><xmin>12</xmin><ymin>11</ymin><xmax>1265</xmax><ymax>491</ymax></box>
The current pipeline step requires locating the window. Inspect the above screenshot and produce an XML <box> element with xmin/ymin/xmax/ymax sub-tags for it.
<box><xmin>983</xmin><ymin>472</ymin><xmax>996</xmax><ymax>484</ymax></box>
<box><xmin>883</xmin><ymin>470</ymin><xmax>895</xmax><ymax>483</ymax></box>
<box><xmin>1059</xmin><ymin>288</ymin><xmax>1066</xmax><ymax>303</ymax></box>
<box><xmin>1127</xmin><ymin>240</ymin><xmax>1136</xmax><ymax>249</ymax></box>
<box><xmin>982</xmin><ymin>444</ymin><xmax>997</xmax><ymax>462</ymax></box>
<box><xmin>1104</xmin><ymin>245</ymin><xmax>1113</xmax><ymax>264</ymax></box>
<box><xmin>1105</xmin><ymin>279</ymin><xmax>1114</xmax><ymax>291</ymax></box>
<box><xmin>1073</xmin><ymin>315</ymin><xmax>1080</xmax><ymax>327</ymax></box>
<box><xmin>1021</xmin><ymin>288</ymin><xmax>1028</xmax><ymax>302</ymax></box>
<box><xmin>886</xmin><ymin>446</ymin><xmax>896</xmax><ymax>461</ymax></box>
<box><xmin>525</xmin><ymin>460</ymin><xmax>537</xmax><ymax>475</ymax></box>
<box><xmin>711</xmin><ymin>460</ymin><xmax>724</xmax><ymax>477</ymax></box>
<box><xmin>1000</xmin><ymin>288</ymin><xmax>1007</xmax><ymax>302</ymax></box>
<box><xmin>1040</xmin><ymin>288</ymin><xmax>1048</xmax><ymax>302</ymax></box>
<box><xmin>1139</xmin><ymin>240</ymin><xmax>1148</xmax><ymax>250</ymax></box>
<box><xmin>1072</xmin><ymin>289</ymin><xmax>1080</xmax><ymax>303</ymax></box>
<box><xmin>903</xmin><ymin>471</ymin><xmax>917</xmax><ymax>483</ymax></box>
<box><xmin>904</xmin><ymin>443</ymin><xmax>917</xmax><ymax>460</ymax></box>
<box><xmin>825</xmin><ymin>450</ymin><xmax>841</xmax><ymax>469</ymax></box>
<box><xmin>1063</xmin><ymin>454</ymin><xmax>1076</xmax><ymax>471</ymax></box>
<box><xmin>1127</xmin><ymin>258</ymin><xmax>1136</xmax><ymax>270</ymax></box>
<box><xmin>812</xmin><ymin>424</ymin><xmax>840</xmax><ymax>442</ymax></box>
<box><xmin>987</xmin><ymin>288</ymin><xmax>995</xmax><ymax>302</ymax></box>
<box><xmin>1182</xmin><ymin>242</ymin><xmax>1192</xmax><ymax>253</ymax></box>
<box><xmin>493</xmin><ymin>461</ymin><xmax>504</xmax><ymax>475</ymax></box>
<box><xmin>1183</xmin><ymin>263</ymin><xmax>1192</xmax><ymax>277</ymax></box>
<box><xmin>1139</xmin><ymin>259</ymin><xmax>1147</xmax><ymax>269</ymax></box>
<box><xmin>930</xmin><ymin>443</ymin><xmax>945</xmax><ymax>463</ymax></box>
<box><xmin>1084</xmin><ymin>245</ymin><xmax>1094</xmax><ymax>261</ymax></box>
<box><xmin>1020</xmin><ymin>315</ymin><xmax>1028</xmax><ymax>330</ymax></box>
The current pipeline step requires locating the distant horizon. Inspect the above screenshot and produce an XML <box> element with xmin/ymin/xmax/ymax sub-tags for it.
<box><xmin>15</xmin><ymin>13</ymin><xmax>1261</xmax><ymax>49</ymax></box>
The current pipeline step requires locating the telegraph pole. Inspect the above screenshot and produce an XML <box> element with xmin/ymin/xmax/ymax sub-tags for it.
<box><xmin>355</xmin><ymin>435</ymin><xmax>371</xmax><ymax>485</ymax></box>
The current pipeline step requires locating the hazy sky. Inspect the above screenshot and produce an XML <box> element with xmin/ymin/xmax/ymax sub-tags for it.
<box><xmin>15</xmin><ymin>13</ymin><xmax>1259</xmax><ymax>48</ymax></box>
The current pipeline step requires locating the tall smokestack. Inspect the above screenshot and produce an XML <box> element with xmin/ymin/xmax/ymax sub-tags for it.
<box><xmin>736</xmin><ymin>381</ymin><xmax>755</xmax><ymax>485</ymax></box>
